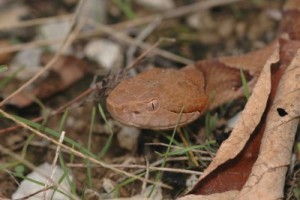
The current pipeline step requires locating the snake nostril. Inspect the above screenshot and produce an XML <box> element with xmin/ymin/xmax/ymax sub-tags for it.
<box><xmin>134</xmin><ymin>111</ymin><xmax>140</xmax><ymax>114</ymax></box>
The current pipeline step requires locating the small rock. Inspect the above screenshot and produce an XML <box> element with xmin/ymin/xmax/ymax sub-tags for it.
<box><xmin>186</xmin><ymin>175</ymin><xmax>199</xmax><ymax>191</ymax></box>
<box><xmin>266</xmin><ymin>8</ymin><xmax>282</xmax><ymax>21</ymax></box>
<box><xmin>227</xmin><ymin>111</ymin><xmax>242</xmax><ymax>129</ymax></box>
<box><xmin>95</xmin><ymin>178</ymin><xmax>115</xmax><ymax>199</ymax></box>
<box><xmin>217</xmin><ymin>17</ymin><xmax>235</xmax><ymax>38</ymax></box>
<box><xmin>102</xmin><ymin>178</ymin><xmax>115</xmax><ymax>193</ymax></box>
<box><xmin>247</xmin><ymin>12</ymin><xmax>275</xmax><ymax>41</ymax></box>
<box><xmin>39</xmin><ymin>21</ymin><xmax>72</xmax><ymax>53</ymax></box>
<box><xmin>197</xmin><ymin>32</ymin><xmax>220</xmax><ymax>45</ymax></box>
<box><xmin>131</xmin><ymin>185</ymin><xmax>162</xmax><ymax>200</ymax></box>
<box><xmin>9</xmin><ymin>48</ymin><xmax>43</xmax><ymax>80</ymax></box>
<box><xmin>136</xmin><ymin>0</ymin><xmax>175</xmax><ymax>11</ymax></box>
<box><xmin>80</xmin><ymin>0</ymin><xmax>107</xmax><ymax>23</ymax></box>
<box><xmin>84</xmin><ymin>189</ymin><xmax>102</xmax><ymax>200</ymax></box>
<box><xmin>14</xmin><ymin>48</ymin><xmax>42</xmax><ymax>68</ymax></box>
<box><xmin>187</xmin><ymin>11</ymin><xmax>216</xmax><ymax>31</ymax></box>
<box><xmin>117</xmin><ymin>126</ymin><xmax>140</xmax><ymax>151</ymax></box>
<box><xmin>84</xmin><ymin>39</ymin><xmax>123</xmax><ymax>70</ymax></box>
<box><xmin>12</xmin><ymin>163</ymin><xmax>73</xmax><ymax>200</ymax></box>
<box><xmin>235</xmin><ymin>21</ymin><xmax>247</xmax><ymax>39</ymax></box>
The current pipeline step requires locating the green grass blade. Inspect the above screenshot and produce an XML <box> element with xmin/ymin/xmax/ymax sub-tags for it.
<box><xmin>97</xmin><ymin>103</ymin><xmax>114</xmax><ymax>159</ymax></box>
<box><xmin>0</xmin><ymin>65</ymin><xmax>7</xmax><ymax>73</ymax></box>
<box><xmin>161</xmin><ymin>141</ymin><xmax>216</xmax><ymax>157</ymax></box>
<box><xmin>205</xmin><ymin>111</ymin><xmax>218</xmax><ymax>137</ymax></box>
<box><xmin>0</xmin><ymin>66</ymin><xmax>24</xmax><ymax>89</ymax></box>
<box><xmin>150</xmin><ymin>107</ymin><xmax>185</xmax><ymax>197</ymax></box>
<box><xmin>57</xmin><ymin>110</ymin><xmax>77</xmax><ymax>195</ymax></box>
<box><xmin>240</xmin><ymin>68</ymin><xmax>250</xmax><ymax>100</ymax></box>
<box><xmin>10</xmin><ymin>172</ymin><xmax>71</xmax><ymax>199</ymax></box>
<box><xmin>86</xmin><ymin>106</ymin><xmax>96</xmax><ymax>187</ymax></box>
<box><xmin>5</xmin><ymin>114</ymin><xmax>99</xmax><ymax>159</ymax></box>
<box><xmin>113</xmin><ymin>0</ymin><xmax>136</xmax><ymax>19</ymax></box>
<box><xmin>21</xmin><ymin>134</ymin><xmax>35</xmax><ymax>158</ymax></box>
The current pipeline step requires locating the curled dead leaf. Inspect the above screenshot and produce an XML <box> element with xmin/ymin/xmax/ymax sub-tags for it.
<box><xmin>180</xmin><ymin>40</ymin><xmax>300</xmax><ymax>200</ymax></box>
<box><xmin>236</xmin><ymin>44</ymin><xmax>300</xmax><ymax>200</ymax></box>
<box><xmin>179</xmin><ymin>42</ymin><xmax>280</xmax><ymax>199</ymax></box>
<box><xmin>6</xmin><ymin>55</ymin><xmax>88</xmax><ymax>108</ymax></box>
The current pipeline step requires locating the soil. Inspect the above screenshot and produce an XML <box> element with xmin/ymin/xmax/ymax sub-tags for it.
<box><xmin>0</xmin><ymin>0</ymin><xmax>299</xmax><ymax>199</ymax></box>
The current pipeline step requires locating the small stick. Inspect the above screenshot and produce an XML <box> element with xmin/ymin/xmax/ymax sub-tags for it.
<box><xmin>0</xmin><ymin>0</ymin><xmax>85</xmax><ymax>107</ymax></box>
<box><xmin>177</xmin><ymin>128</ymin><xmax>200</xmax><ymax>167</ymax></box>
<box><xmin>126</xmin><ymin>16</ymin><xmax>163</xmax><ymax>66</ymax></box>
<box><xmin>44</xmin><ymin>131</ymin><xmax>66</xmax><ymax>199</ymax></box>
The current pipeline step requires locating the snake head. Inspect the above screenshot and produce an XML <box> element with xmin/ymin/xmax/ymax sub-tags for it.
<box><xmin>106</xmin><ymin>68</ymin><xmax>208</xmax><ymax>130</ymax></box>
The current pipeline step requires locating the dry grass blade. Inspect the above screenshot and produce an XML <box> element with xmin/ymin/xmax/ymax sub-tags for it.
<box><xmin>67</xmin><ymin>163</ymin><xmax>202</xmax><ymax>176</ymax></box>
<box><xmin>87</xmin><ymin>19</ymin><xmax>194</xmax><ymax>65</ymax></box>
<box><xmin>0</xmin><ymin>108</ymin><xmax>171</xmax><ymax>189</ymax></box>
<box><xmin>0</xmin><ymin>14</ymin><xmax>72</xmax><ymax>30</ymax></box>
<box><xmin>0</xmin><ymin>0</ymin><xmax>243</xmax><ymax>61</ymax></box>
<box><xmin>0</xmin><ymin>0</ymin><xmax>85</xmax><ymax>107</ymax></box>
<box><xmin>0</xmin><ymin>145</ymin><xmax>79</xmax><ymax>200</ymax></box>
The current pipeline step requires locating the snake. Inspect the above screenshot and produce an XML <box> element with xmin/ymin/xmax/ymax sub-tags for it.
<box><xmin>106</xmin><ymin>0</ymin><xmax>300</xmax><ymax>130</ymax></box>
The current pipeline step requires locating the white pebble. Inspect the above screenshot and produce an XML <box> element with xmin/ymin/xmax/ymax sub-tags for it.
<box><xmin>136</xmin><ymin>0</ymin><xmax>175</xmax><ymax>11</ymax></box>
<box><xmin>227</xmin><ymin>111</ymin><xmax>242</xmax><ymax>129</ymax></box>
<box><xmin>186</xmin><ymin>174</ymin><xmax>199</xmax><ymax>191</ymax></box>
<box><xmin>9</xmin><ymin>48</ymin><xmax>43</xmax><ymax>80</ymax></box>
<box><xmin>131</xmin><ymin>185</ymin><xmax>162</xmax><ymax>200</ymax></box>
<box><xmin>39</xmin><ymin>21</ymin><xmax>72</xmax><ymax>54</ymax></box>
<box><xmin>84</xmin><ymin>39</ymin><xmax>123</xmax><ymax>70</ymax></box>
<box><xmin>12</xmin><ymin>163</ymin><xmax>73</xmax><ymax>200</ymax></box>
<box><xmin>117</xmin><ymin>126</ymin><xmax>140</xmax><ymax>151</ymax></box>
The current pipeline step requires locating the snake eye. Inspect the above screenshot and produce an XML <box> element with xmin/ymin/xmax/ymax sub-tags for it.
<box><xmin>147</xmin><ymin>99</ymin><xmax>159</xmax><ymax>111</ymax></box>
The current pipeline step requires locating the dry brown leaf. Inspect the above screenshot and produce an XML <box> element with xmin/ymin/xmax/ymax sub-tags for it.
<box><xmin>0</xmin><ymin>40</ymin><xmax>14</xmax><ymax>64</ymax></box>
<box><xmin>179</xmin><ymin>42</ymin><xmax>280</xmax><ymax>200</ymax></box>
<box><xmin>204</xmin><ymin>44</ymin><xmax>279</xmax><ymax>176</ymax></box>
<box><xmin>180</xmin><ymin>39</ymin><xmax>300</xmax><ymax>199</ymax></box>
<box><xmin>178</xmin><ymin>191</ymin><xmax>239</xmax><ymax>200</ymax></box>
<box><xmin>6</xmin><ymin>55</ymin><xmax>88</xmax><ymax>108</ymax></box>
<box><xmin>236</xmin><ymin>46</ymin><xmax>300</xmax><ymax>200</ymax></box>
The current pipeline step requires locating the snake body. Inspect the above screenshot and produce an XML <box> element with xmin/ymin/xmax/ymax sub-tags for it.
<box><xmin>107</xmin><ymin>0</ymin><xmax>300</xmax><ymax>130</ymax></box>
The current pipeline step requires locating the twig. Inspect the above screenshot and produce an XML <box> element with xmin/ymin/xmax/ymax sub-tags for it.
<box><xmin>0</xmin><ymin>14</ymin><xmax>72</xmax><ymax>30</ymax></box>
<box><xmin>162</xmin><ymin>0</ymin><xmax>242</xmax><ymax>19</ymax></box>
<box><xmin>115</xmin><ymin>156</ymin><xmax>201</xmax><ymax>183</ymax></box>
<box><xmin>0</xmin><ymin>0</ymin><xmax>85</xmax><ymax>107</ymax></box>
<box><xmin>88</xmin><ymin>19</ymin><xmax>194</xmax><ymax>65</ymax></box>
<box><xmin>0</xmin><ymin>0</ymin><xmax>242</xmax><ymax>32</ymax></box>
<box><xmin>125</xmin><ymin>37</ymin><xmax>176</xmax><ymax>70</ymax></box>
<box><xmin>145</xmin><ymin>142</ymin><xmax>215</xmax><ymax>158</ymax></box>
<box><xmin>0</xmin><ymin>87</ymin><xmax>94</xmax><ymax>135</ymax></box>
<box><xmin>0</xmin><ymin>108</ymin><xmax>172</xmax><ymax>189</ymax></box>
<box><xmin>0</xmin><ymin>37</ymin><xmax>172</xmax><ymax>135</ymax></box>
<box><xmin>0</xmin><ymin>0</ymin><xmax>242</xmax><ymax>57</ymax></box>
<box><xmin>44</xmin><ymin>131</ymin><xmax>66</xmax><ymax>200</ymax></box>
<box><xmin>177</xmin><ymin>128</ymin><xmax>199</xmax><ymax>167</ymax></box>
<box><xmin>0</xmin><ymin>144</ymin><xmax>79</xmax><ymax>200</ymax></box>
<box><xmin>67</xmin><ymin>163</ymin><xmax>203</xmax><ymax>176</ymax></box>
<box><xmin>142</xmin><ymin>158</ymin><xmax>150</xmax><ymax>192</ymax></box>
<box><xmin>126</xmin><ymin>16</ymin><xmax>163</xmax><ymax>66</ymax></box>
<box><xmin>13</xmin><ymin>186</ymin><xmax>55</xmax><ymax>200</ymax></box>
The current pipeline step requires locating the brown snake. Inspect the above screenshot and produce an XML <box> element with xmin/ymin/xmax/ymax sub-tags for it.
<box><xmin>107</xmin><ymin>0</ymin><xmax>300</xmax><ymax>130</ymax></box>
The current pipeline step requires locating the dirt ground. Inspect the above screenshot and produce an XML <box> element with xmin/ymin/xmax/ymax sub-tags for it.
<box><xmin>0</xmin><ymin>0</ymin><xmax>299</xmax><ymax>199</ymax></box>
